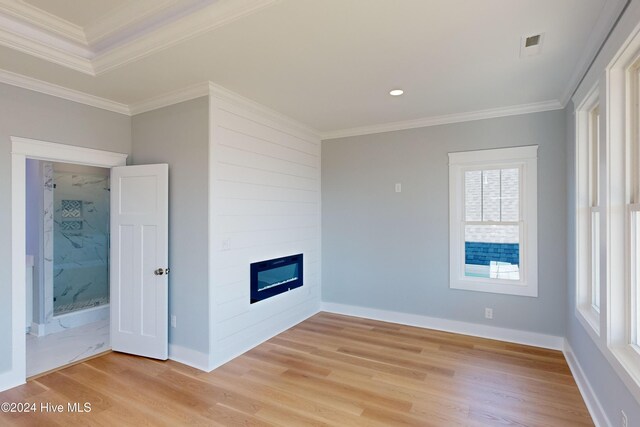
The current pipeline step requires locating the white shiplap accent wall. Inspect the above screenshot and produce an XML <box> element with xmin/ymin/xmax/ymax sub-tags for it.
<box><xmin>208</xmin><ymin>89</ymin><xmax>321</xmax><ymax>369</ymax></box>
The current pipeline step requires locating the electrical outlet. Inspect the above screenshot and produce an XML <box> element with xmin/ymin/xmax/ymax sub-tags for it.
<box><xmin>171</xmin><ymin>315</ymin><xmax>177</xmax><ymax>328</ymax></box>
<box><xmin>395</xmin><ymin>183</ymin><xmax>402</xmax><ymax>193</ymax></box>
<box><xmin>222</xmin><ymin>238</ymin><xmax>231</xmax><ymax>251</ymax></box>
<box><xmin>622</xmin><ymin>410</ymin><xmax>628</xmax><ymax>427</ymax></box>
<box><xmin>485</xmin><ymin>308</ymin><xmax>493</xmax><ymax>319</ymax></box>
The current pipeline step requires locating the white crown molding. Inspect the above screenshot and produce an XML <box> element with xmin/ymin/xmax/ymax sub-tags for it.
<box><xmin>0</xmin><ymin>69</ymin><xmax>319</xmax><ymax>137</ymax></box>
<box><xmin>0</xmin><ymin>68</ymin><xmax>563</xmax><ymax>138</ymax></box>
<box><xmin>560</xmin><ymin>0</ymin><xmax>628</xmax><ymax>106</ymax></box>
<box><xmin>321</xmin><ymin>99</ymin><xmax>564</xmax><ymax>140</ymax></box>
<box><xmin>0</xmin><ymin>0</ymin><xmax>86</xmax><ymax>44</ymax></box>
<box><xmin>129</xmin><ymin>81</ymin><xmax>210</xmax><ymax>115</ymax></box>
<box><xmin>0</xmin><ymin>0</ymin><xmax>278</xmax><ymax>76</ymax></box>
<box><xmin>92</xmin><ymin>0</ymin><xmax>279</xmax><ymax>75</ymax></box>
<box><xmin>0</xmin><ymin>69</ymin><xmax>130</xmax><ymax>115</ymax></box>
<box><xmin>0</xmin><ymin>27</ymin><xmax>94</xmax><ymax>75</ymax></box>
<box><xmin>208</xmin><ymin>82</ymin><xmax>321</xmax><ymax>142</ymax></box>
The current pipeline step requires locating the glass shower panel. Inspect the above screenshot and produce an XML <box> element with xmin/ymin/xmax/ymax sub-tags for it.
<box><xmin>53</xmin><ymin>169</ymin><xmax>110</xmax><ymax>315</ymax></box>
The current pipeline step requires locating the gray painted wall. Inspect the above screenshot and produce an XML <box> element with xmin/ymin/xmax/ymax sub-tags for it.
<box><xmin>132</xmin><ymin>97</ymin><xmax>210</xmax><ymax>355</ymax></box>
<box><xmin>0</xmin><ymin>82</ymin><xmax>131</xmax><ymax>374</ymax></box>
<box><xmin>322</xmin><ymin>110</ymin><xmax>566</xmax><ymax>336</ymax></box>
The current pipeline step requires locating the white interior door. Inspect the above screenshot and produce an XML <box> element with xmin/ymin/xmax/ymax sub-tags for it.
<box><xmin>110</xmin><ymin>164</ymin><xmax>169</xmax><ymax>360</ymax></box>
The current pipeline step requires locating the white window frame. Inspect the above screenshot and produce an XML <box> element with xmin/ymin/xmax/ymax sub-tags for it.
<box><xmin>628</xmin><ymin>60</ymin><xmax>640</xmax><ymax>351</ymax></box>
<box><xmin>603</xmin><ymin>34</ymin><xmax>640</xmax><ymax>402</ymax></box>
<box><xmin>609</xmin><ymin>49</ymin><xmax>640</xmax><ymax>388</ymax></box>
<box><xmin>573</xmin><ymin>24</ymin><xmax>640</xmax><ymax>404</ymax></box>
<box><xmin>575</xmin><ymin>84</ymin><xmax>602</xmax><ymax>336</ymax></box>
<box><xmin>449</xmin><ymin>146</ymin><xmax>538</xmax><ymax>297</ymax></box>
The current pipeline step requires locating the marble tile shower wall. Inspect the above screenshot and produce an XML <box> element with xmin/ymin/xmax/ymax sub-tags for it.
<box><xmin>43</xmin><ymin>162</ymin><xmax>54</xmax><ymax>323</ymax></box>
<box><xmin>52</xmin><ymin>171</ymin><xmax>110</xmax><ymax>315</ymax></box>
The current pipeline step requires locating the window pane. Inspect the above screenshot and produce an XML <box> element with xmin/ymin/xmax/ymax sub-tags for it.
<box><xmin>591</xmin><ymin>211</ymin><xmax>600</xmax><ymax>311</ymax></box>
<box><xmin>482</xmin><ymin>170</ymin><xmax>501</xmax><ymax>222</ymax></box>
<box><xmin>636</xmin><ymin>77</ymin><xmax>640</xmax><ymax>203</ymax></box>
<box><xmin>633</xmin><ymin>212</ymin><xmax>640</xmax><ymax>345</ymax></box>
<box><xmin>589</xmin><ymin>107</ymin><xmax>600</xmax><ymax>206</ymax></box>
<box><xmin>501</xmin><ymin>168</ymin><xmax>519</xmax><ymax>221</ymax></box>
<box><xmin>636</xmin><ymin>73</ymin><xmax>640</xmax><ymax>204</ymax></box>
<box><xmin>465</xmin><ymin>170</ymin><xmax>481</xmax><ymax>221</ymax></box>
<box><xmin>464</xmin><ymin>225</ymin><xmax>520</xmax><ymax>280</ymax></box>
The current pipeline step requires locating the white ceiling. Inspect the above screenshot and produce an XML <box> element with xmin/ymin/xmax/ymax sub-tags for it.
<box><xmin>23</xmin><ymin>0</ymin><xmax>131</xmax><ymax>27</ymax></box>
<box><xmin>0</xmin><ymin>0</ymin><xmax>621</xmax><ymax>134</ymax></box>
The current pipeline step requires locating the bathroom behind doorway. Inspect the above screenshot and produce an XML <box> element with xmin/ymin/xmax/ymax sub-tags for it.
<box><xmin>25</xmin><ymin>159</ymin><xmax>111</xmax><ymax>377</ymax></box>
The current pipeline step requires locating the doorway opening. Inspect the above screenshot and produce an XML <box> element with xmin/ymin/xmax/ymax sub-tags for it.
<box><xmin>7</xmin><ymin>137</ymin><xmax>127</xmax><ymax>390</ymax></box>
<box><xmin>25</xmin><ymin>160</ymin><xmax>111</xmax><ymax>377</ymax></box>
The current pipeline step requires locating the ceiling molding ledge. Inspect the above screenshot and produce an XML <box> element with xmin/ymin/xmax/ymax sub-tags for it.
<box><xmin>0</xmin><ymin>14</ymin><xmax>94</xmax><ymax>75</ymax></box>
<box><xmin>129</xmin><ymin>82</ymin><xmax>211</xmax><ymax>115</ymax></box>
<box><xmin>0</xmin><ymin>0</ymin><xmax>86</xmax><ymax>44</ymax></box>
<box><xmin>321</xmin><ymin>100</ymin><xmax>564</xmax><ymax>140</ymax></box>
<box><xmin>0</xmin><ymin>69</ymin><xmax>130</xmax><ymax>115</ymax></box>
<box><xmin>91</xmin><ymin>0</ymin><xmax>280</xmax><ymax>75</ymax></box>
<box><xmin>127</xmin><ymin>81</ymin><xmax>322</xmax><ymax>141</ymax></box>
<box><xmin>0</xmin><ymin>68</ymin><xmax>321</xmax><ymax>138</ymax></box>
<box><xmin>0</xmin><ymin>70</ymin><xmax>560</xmax><ymax>141</ymax></box>
<box><xmin>559</xmin><ymin>0</ymin><xmax>629</xmax><ymax>106</ymax></box>
<box><xmin>0</xmin><ymin>0</ymin><xmax>279</xmax><ymax>76</ymax></box>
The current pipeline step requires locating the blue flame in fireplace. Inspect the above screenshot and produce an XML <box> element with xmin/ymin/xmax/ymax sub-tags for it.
<box><xmin>257</xmin><ymin>264</ymin><xmax>299</xmax><ymax>291</ymax></box>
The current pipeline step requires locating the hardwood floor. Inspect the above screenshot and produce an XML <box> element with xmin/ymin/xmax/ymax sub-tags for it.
<box><xmin>0</xmin><ymin>312</ymin><xmax>593</xmax><ymax>426</ymax></box>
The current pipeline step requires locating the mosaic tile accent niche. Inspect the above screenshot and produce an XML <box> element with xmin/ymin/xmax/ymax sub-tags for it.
<box><xmin>53</xmin><ymin>173</ymin><xmax>109</xmax><ymax>316</ymax></box>
<box><xmin>60</xmin><ymin>220</ymin><xmax>83</xmax><ymax>231</ymax></box>
<box><xmin>61</xmin><ymin>200</ymin><xmax>82</xmax><ymax>218</ymax></box>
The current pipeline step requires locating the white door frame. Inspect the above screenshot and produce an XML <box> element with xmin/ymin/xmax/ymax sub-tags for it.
<box><xmin>3</xmin><ymin>137</ymin><xmax>127</xmax><ymax>392</ymax></box>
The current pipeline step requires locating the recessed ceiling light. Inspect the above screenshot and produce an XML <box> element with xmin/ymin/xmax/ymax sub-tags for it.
<box><xmin>389</xmin><ymin>89</ymin><xmax>404</xmax><ymax>96</ymax></box>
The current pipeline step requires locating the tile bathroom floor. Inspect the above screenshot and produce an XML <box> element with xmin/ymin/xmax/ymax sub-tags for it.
<box><xmin>26</xmin><ymin>318</ymin><xmax>109</xmax><ymax>377</ymax></box>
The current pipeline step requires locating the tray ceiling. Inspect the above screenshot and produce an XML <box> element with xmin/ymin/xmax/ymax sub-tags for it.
<box><xmin>23</xmin><ymin>0</ymin><xmax>131</xmax><ymax>27</ymax></box>
<box><xmin>0</xmin><ymin>0</ymin><xmax>624</xmax><ymax>134</ymax></box>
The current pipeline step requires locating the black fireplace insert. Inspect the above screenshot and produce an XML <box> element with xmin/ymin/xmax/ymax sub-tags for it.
<box><xmin>250</xmin><ymin>254</ymin><xmax>303</xmax><ymax>304</ymax></box>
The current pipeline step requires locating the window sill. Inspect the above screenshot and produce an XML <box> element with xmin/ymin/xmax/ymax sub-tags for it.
<box><xmin>576</xmin><ymin>304</ymin><xmax>600</xmax><ymax>337</ymax></box>
<box><xmin>450</xmin><ymin>278</ymin><xmax>537</xmax><ymax>297</ymax></box>
<box><xmin>608</xmin><ymin>345</ymin><xmax>640</xmax><ymax>404</ymax></box>
<box><xmin>573</xmin><ymin>308</ymin><xmax>640</xmax><ymax>405</ymax></box>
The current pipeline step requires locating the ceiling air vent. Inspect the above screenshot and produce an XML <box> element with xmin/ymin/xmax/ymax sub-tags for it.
<box><xmin>520</xmin><ymin>33</ymin><xmax>544</xmax><ymax>58</ymax></box>
<box><xmin>525</xmin><ymin>35</ymin><xmax>540</xmax><ymax>47</ymax></box>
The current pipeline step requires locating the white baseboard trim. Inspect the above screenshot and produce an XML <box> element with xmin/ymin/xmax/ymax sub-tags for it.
<box><xmin>29</xmin><ymin>322</ymin><xmax>45</xmax><ymax>337</ymax></box>
<box><xmin>0</xmin><ymin>369</ymin><xmax>25</xmax><ymax>393</ymax></box>
<box><xmin>208</xmin><ymin>303</ymin><xmax>320</xmax><ymax>372</ymax></box>
<box><xmin>169</xmin><ymin>344</ymin><xmax>212</xmax><ymax>372</ymax></box>
<box><xmin>320</xmin><ymin>302</ymin><xmax>564</xmax><ymax>350</ymax></box>
<box><xmin>563</xmin><ymin>339</ymin><xmax>610</xmax><ymax>427</ymax></box>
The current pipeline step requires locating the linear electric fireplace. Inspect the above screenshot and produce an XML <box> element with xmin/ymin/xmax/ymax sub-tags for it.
<box><xmin>250</xmin><ymin>254</ymin><xmax>303</xmax><ymax>304</ymax></box>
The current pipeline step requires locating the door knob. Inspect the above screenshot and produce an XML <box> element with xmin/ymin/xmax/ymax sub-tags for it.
<box><xmin>154</xmin><ymin>268</ymin><xmax>164</xmax><ymax>276</ymax></box>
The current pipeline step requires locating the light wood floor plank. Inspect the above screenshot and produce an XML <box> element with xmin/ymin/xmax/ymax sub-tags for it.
<box><xmin>0</xmin><ymin>312</ymin><xmax>593</xmax><ymax>426</ymax></box>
